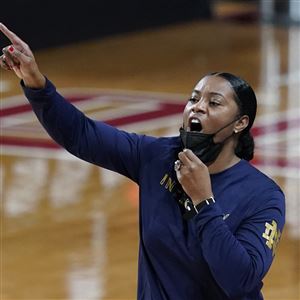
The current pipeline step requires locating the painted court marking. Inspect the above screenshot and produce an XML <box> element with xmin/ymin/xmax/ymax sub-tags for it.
<box><xmin>1</xmin><ymin>88</ymin><xmax>299</xmax><ymax>177</ymax></box>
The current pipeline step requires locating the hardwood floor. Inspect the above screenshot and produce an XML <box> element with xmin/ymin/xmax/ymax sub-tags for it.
<box><xmin>1</xmin><ymin>19</ymin><xmax>299</xmax><ymax>300</ymax></box>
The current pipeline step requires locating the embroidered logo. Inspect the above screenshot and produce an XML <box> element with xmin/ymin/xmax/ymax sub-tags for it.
<box><xmin>262</xmin><ymin>220</ymin><xmax>282</xmax><ymax>256</ymax></box>
<box><xmin>160</xmin><ymin>173</ymin><xmax>176</xmax><ymax>192</ymax></box>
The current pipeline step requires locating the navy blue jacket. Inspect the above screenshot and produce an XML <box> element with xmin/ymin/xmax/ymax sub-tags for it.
<box><xmin>23</xmin><ymin>79</ymin><xmax>285</xmax><ymax>300</ymax></box>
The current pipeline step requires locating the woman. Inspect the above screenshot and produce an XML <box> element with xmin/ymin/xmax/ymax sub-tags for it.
<box><xmin>0</xmin><ymin>23</ymin><xmax>285</xmax><ymax>300</ymax></box>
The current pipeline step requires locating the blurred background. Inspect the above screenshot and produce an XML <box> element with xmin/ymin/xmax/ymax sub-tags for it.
<box><xmin>1</xmin><ymin>0</ymin><xmax>299</xmax><ymax>299</ymax></box>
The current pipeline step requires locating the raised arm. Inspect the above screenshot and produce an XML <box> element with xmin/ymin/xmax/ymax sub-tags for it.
<box><xmin>1</xmin><ymin>23</ymin><xmax>151</xmax><ymax>182</ymax></box>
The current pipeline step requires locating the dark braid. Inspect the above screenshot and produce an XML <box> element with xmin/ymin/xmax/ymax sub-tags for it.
<box><xmin>235</xmin><ymin>131</ymin><xmax>255</xmax><ymax>161</ymax></box>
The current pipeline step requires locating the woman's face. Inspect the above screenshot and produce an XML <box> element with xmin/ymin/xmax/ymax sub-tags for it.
<box><xmin>183</xmin><ymin>75</ymin><xmax>241</xmax><ymax>143</ymax></box>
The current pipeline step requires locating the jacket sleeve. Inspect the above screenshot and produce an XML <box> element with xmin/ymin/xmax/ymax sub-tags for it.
<box><xmin>193</xmin><ymin>189</ymin><xmax>285</xmax><ymax>298</ymax></box>
<box><xmin>22</xmin><ymin>78</ymin><xmax>150</xmax><ymax>183</ymax></box>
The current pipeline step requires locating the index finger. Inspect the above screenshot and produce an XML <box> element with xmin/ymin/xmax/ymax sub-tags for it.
<box><xmin>0</xmin><ymin>23</ymin><xmax>25</xmax><ymax>46</ymax></box>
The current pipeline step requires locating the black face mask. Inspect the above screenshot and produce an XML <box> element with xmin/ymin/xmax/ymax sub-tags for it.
<box><xmin>179</xmin><ymin>117</ymin><xmax>239</xmax><ymax>164</ymax></box>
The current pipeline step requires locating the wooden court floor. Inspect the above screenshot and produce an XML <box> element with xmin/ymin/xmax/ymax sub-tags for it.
<box><xmin>1</xmin><ymin>20</ymin><xmax>300</xmax><ymax>299</ymax></box>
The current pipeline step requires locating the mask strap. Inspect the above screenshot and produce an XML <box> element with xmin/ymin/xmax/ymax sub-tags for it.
<box><xmin>213</xmin><ymin>115</ymin><xmax>241</xmax><ymax>136</ymax></box>
<box><xmin>213</xmin><ymin>115</ymin><xmax>241</xmax><ymax>146</ymax></box>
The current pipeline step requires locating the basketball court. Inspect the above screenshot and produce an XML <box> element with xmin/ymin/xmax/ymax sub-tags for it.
<box><xmin>1</xmin><ymin>10</ymin><xmax>300</xmax><ymax>300</ymax></box>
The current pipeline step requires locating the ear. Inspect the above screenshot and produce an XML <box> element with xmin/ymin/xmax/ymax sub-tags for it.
<box><xmin>234</xmin><ymin>115</ymin><xmax>249</xmax><ymax>134</ymax></box>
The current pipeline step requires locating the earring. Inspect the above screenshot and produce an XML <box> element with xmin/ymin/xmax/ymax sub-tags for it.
<box><xmin>234</xmin><ymin>129</ymin><xmax>238</xmax><ymax>134</ymax></box>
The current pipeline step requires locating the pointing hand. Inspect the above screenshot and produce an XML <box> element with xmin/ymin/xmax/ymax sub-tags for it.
<box><xmin>0</xmin><ymin>23</ymin><xmax>45</xmax><ymax>89</ymax></box>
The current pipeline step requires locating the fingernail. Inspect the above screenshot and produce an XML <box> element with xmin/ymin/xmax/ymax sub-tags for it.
<box><xmin>9</xmin><ymin>46</ymin><xmax>14</xmax><ymax>52</ymax></box>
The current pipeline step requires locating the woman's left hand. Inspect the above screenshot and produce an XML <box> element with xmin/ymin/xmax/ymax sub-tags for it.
<box><xmin>175</xmin><ymin>149</ymin><xmax>213</xmax><ymax>206</ymax></box>
<box><xmin>0</xmin><ymin>23</ymin><xmax>46</xmax><ymax>89</ymax></box>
